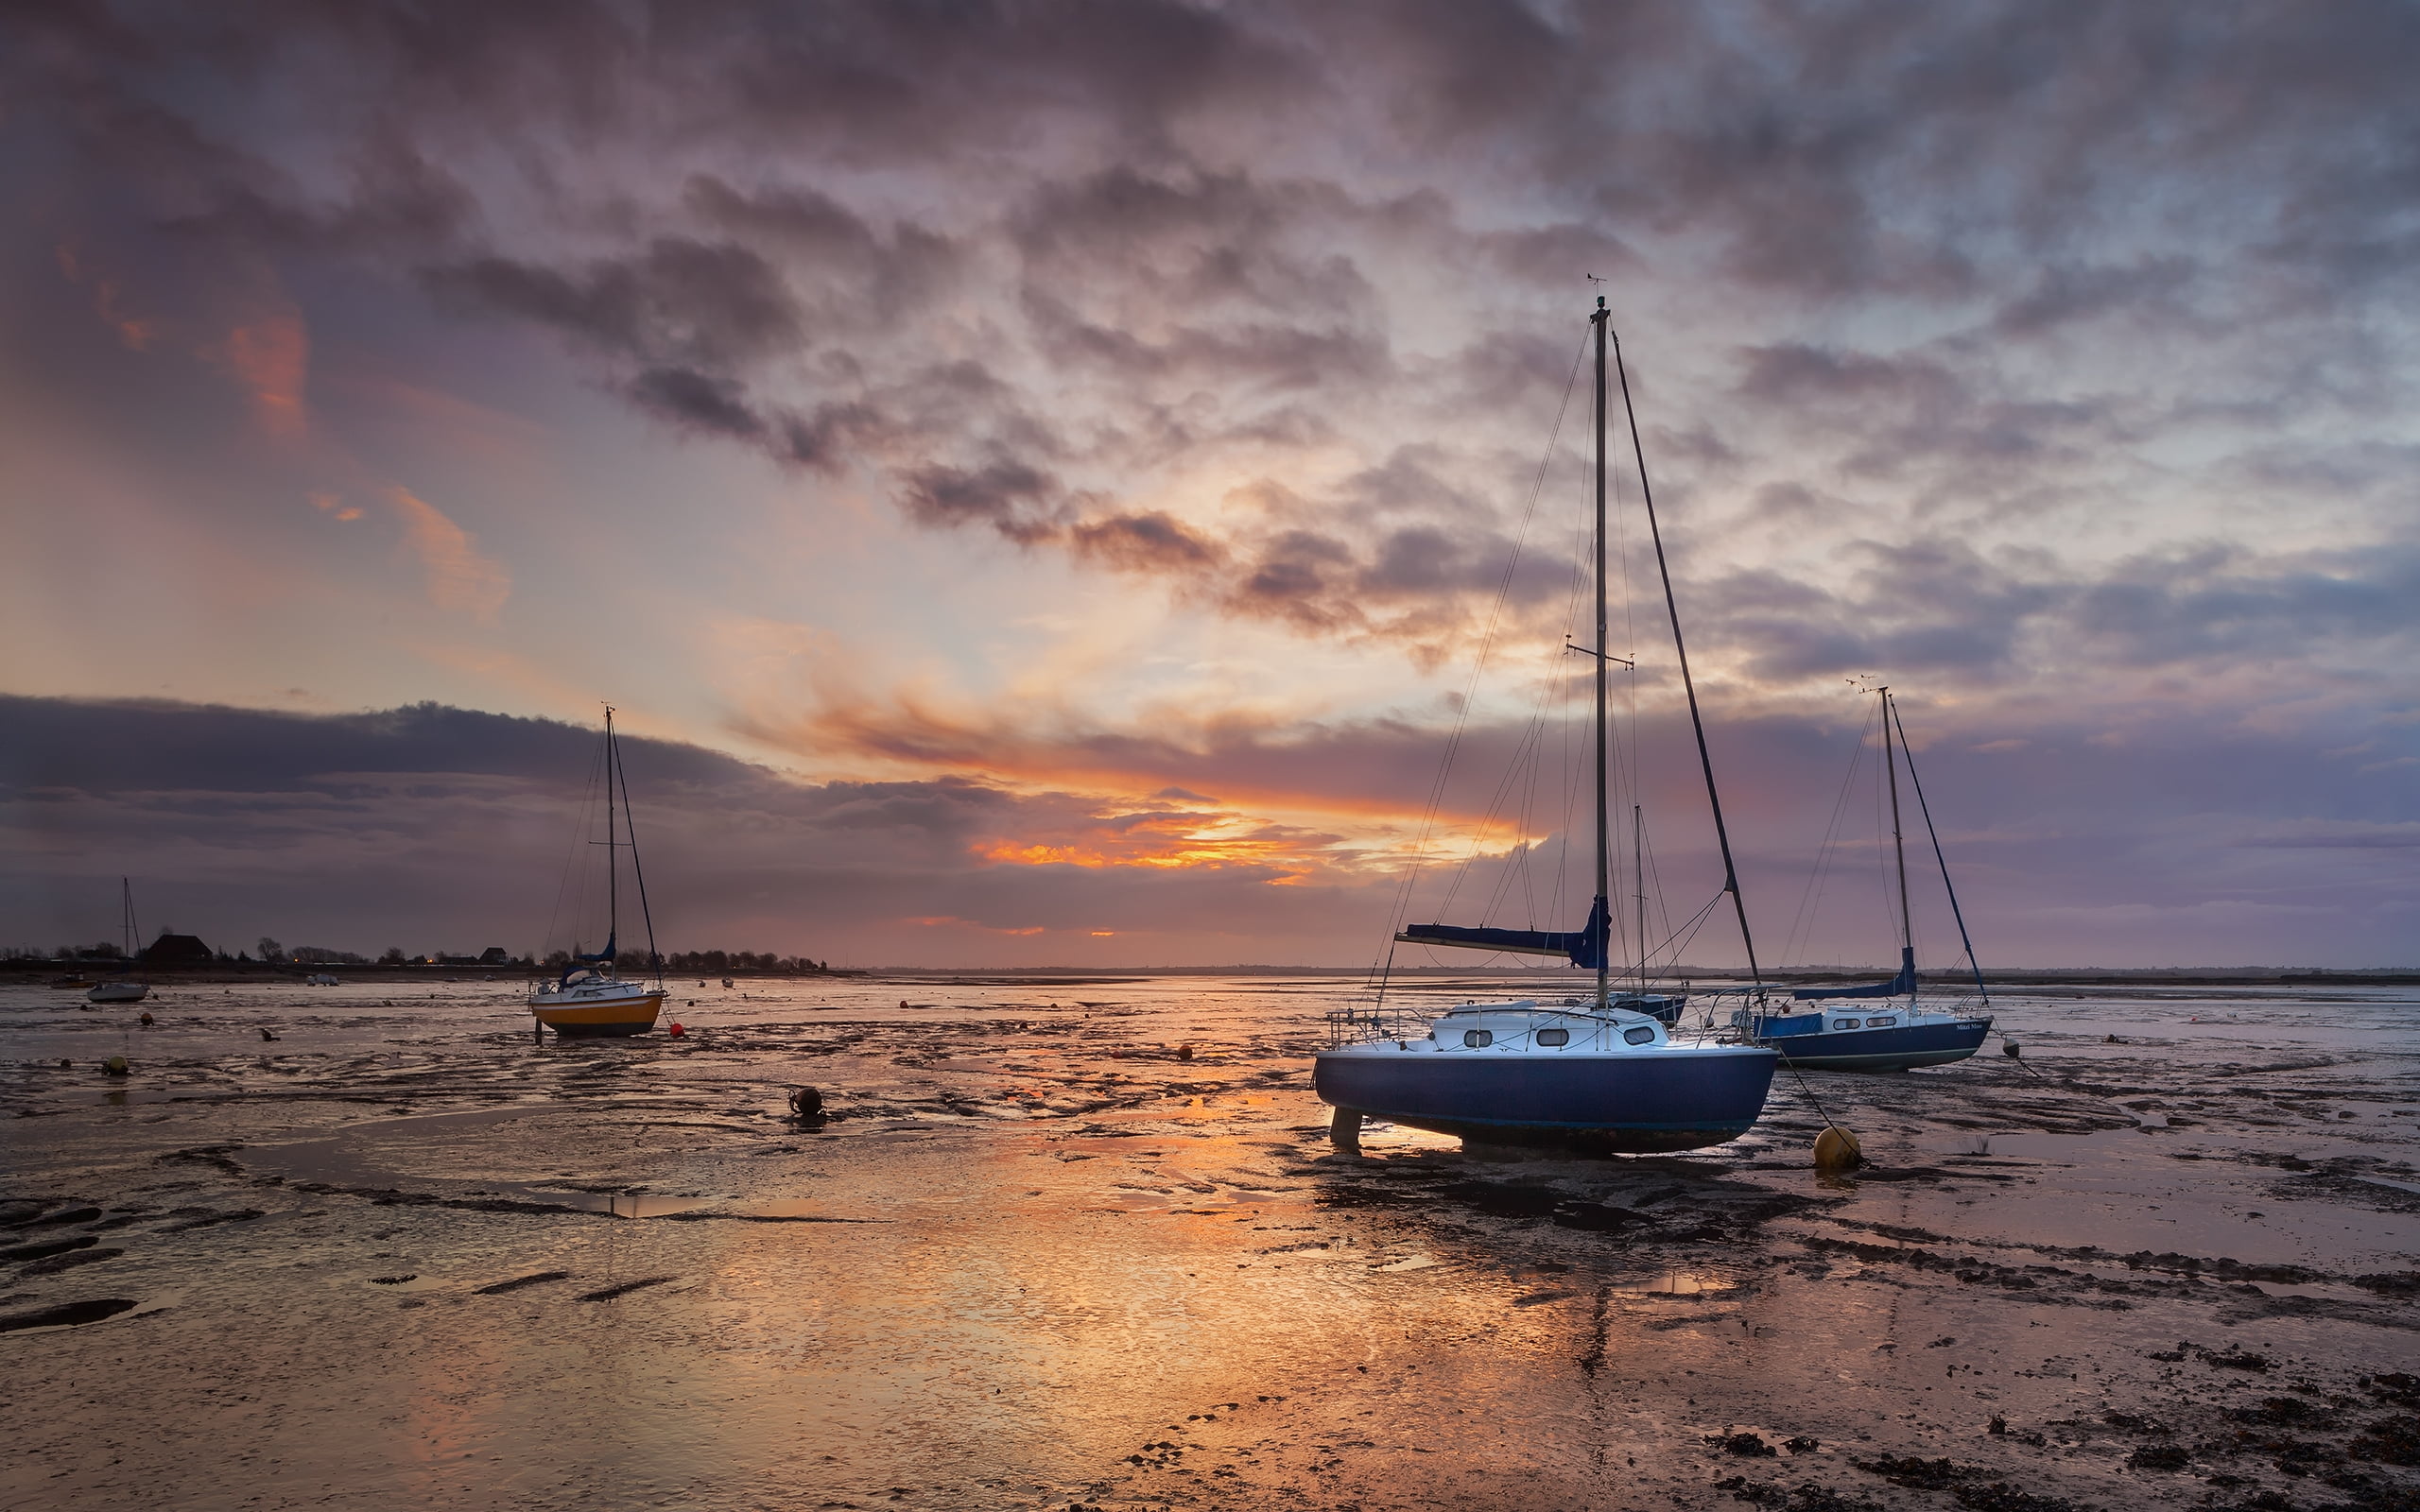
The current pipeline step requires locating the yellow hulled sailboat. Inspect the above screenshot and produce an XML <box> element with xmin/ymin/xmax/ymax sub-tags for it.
<box><xmin>530</xmin><ymin>708</ymin><xmax>666</xmax><ymax>1039</ymax></box>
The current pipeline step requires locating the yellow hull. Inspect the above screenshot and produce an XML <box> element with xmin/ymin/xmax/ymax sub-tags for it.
<box><xmin>530</xmin><ymin>991</ymin><xmax>666</xmax><ymax>1037</ymax></box>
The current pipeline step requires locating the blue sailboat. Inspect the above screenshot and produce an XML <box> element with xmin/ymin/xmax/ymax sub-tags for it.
<box><xmin>1731</xmin><ymin>688</ymin><xmax>1993</xmax><ymax>1071</ymax></box>
<box><xmin>1315</xmin><ymin>299</ymin><xmax>1778</xmax><ymax>1155</ymax></box>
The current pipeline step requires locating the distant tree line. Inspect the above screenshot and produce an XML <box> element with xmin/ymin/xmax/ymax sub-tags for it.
<box><xmin>535</xmin><ymin>948</ymin><xmax>833</xmax><ymax>973</ymax></box>
<box><xmin>3</xmin><ymin>938</ymin><xmax>832</xmax><ymax>972</ymax></box>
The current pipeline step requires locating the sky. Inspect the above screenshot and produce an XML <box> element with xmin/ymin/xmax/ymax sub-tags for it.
<box><xmin>4</xmin><ymin>2</ymin><xmax>2417</xmax><ymax>969</ymax></box>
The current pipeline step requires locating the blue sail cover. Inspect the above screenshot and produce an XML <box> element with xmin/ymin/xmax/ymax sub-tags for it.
<box><xmin>1397</xmin><ymin>898</ymin><xmax>1610</xmax><ymax>970</ymax></box>
<box><xmin>1792</xmin><ymin>945</ymin><xmax>1915</xmax><ymax>1000</ymax></box>
<box><xmin>561</xmin><ymin>932</ymin><xmax>617</xmax><ymax>987</ymax></box>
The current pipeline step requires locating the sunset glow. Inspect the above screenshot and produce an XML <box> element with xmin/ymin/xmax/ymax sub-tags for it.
<box><xmin>4</xmin><ymin>5</ymin><xmax>2415</xmax><ymax>967</ymax></box>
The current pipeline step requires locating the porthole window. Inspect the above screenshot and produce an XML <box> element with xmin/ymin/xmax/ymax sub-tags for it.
<box><xmin>1462</xmin><ymin>1028</ymin><xmax>1493</xmax><ymax>1048</ymax></box>
<box><xmin>1623</xmin><ymin>1025</ymin><xmax>1655</xmax><ymax>1045</ymax></box>
<box><xmin>1833</xmin><ymin>1020</ymin><xmax>1858</xmax><ymax>1031</ymax></box>
<box><xmin>1536</xmin><ymin>1028</ymin><xmax>1569</xmax><ymax>1047</ymax></box>
<box><xmin>1866</xmin><ymin>1017</ymin><xmax>1896</xmax><ymax>1028</ymax></box>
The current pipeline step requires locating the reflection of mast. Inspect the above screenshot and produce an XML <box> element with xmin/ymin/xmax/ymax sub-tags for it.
<box><xmin>1881</xmin><ymin>687</ymin><xmax>1915</xmax><ymax>1007</ymax></box>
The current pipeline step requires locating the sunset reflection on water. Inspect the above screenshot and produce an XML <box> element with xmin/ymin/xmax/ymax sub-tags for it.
<box><xmin>4</xmin><ymin>975</ymin><xmax>2416</xmax><ymax>1509</ymax></box>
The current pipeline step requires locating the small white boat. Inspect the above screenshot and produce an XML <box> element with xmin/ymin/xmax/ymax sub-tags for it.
<box><xmin>306</xmin><ymin>973</ymin><xmax>341</xmax><ymax>987</ymax></box>
<box><xmin>86</xmin><ymin>879</ymin><xmax>151</xmax><ymax>1005</ymax></box>
<box><xmin>528</xmin><ymin>709</ymin><xmax>667</xmax><ymax>1040</ymax></box>
<box><xmin>532</xmin><ymin>968</ymin><xmax>667</xmax><ymax>1037</ymax></box>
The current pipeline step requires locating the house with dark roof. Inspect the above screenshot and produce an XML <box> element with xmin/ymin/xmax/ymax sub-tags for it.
<box><xmin>140</xmin><ymin>932</ymin><xmax>215</xmax><ymax>967</ymax></box>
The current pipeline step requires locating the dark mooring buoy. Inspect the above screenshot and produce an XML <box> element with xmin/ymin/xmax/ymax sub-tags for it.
<box><xmin>788</xmin><ymin>1087</ymin><xmax>824</xmax><ymax>1121</ymax></box>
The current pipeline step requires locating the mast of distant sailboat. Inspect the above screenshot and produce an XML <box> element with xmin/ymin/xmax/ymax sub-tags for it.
<box><xmin>1880</xmin><ymin>688</ymin><xmax>1916</xmax><ymax>1008</ymax></box>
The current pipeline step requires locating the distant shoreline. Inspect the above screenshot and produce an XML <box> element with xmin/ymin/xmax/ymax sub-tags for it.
<box><xmin>6</xmin><ymin>961</ymin><xmax>2413</xmax><ymax>988</ymax></box>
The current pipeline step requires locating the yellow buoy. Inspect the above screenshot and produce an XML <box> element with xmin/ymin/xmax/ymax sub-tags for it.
<box><xmin>1813</xmin><ymin>1125</ymin><xmax>1862</xmax><ymax>1171</ymax></box>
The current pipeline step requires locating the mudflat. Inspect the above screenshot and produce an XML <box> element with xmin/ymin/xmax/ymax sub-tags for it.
<box><xmin>3</xmin><ymin>976</ymin><xmax>2414</xmax><ymax>1511</ymax></box>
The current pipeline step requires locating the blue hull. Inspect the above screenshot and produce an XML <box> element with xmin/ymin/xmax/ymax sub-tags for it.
<box><xmin>1313</xmin><ymin>1047</ymin><xmax>1777</xmax><ymax>1154</ymax></box>
<box><xmin>1754</xmin><ymin>1017</ymin><xmax>1990</xmax><ymax>1071</ymax></box>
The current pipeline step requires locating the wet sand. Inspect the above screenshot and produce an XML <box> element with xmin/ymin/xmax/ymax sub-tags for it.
<box><xmin>3</xmin><ymin>976</ymin><xmax>2415</xmax><ymax>1511</ymax></box>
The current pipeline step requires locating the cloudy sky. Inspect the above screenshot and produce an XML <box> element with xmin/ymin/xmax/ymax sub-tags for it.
<box><xmin>5</xmin><ymin>2</ymin><xmax>2416</xmax><ymax>968</ymax></box>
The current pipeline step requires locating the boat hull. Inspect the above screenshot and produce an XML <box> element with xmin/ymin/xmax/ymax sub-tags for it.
<box><xmin>86</xmin><ymin>982</ymin><xmax>149</xmax><ymax>1004</ymax></box>
<box><xmin>1313</xmin><ymin>1045</ymin><xmax>1777</xmax><ymax>1154</ymax></box>
<box><xmin>530</xmin><ymin>991</ymin><xmax>666</xmax><ymax>1038</ymax></box>
<box><xmin>1755</xmin><ymin>1017</ymin><xmax>1990</xmax><ymax>1072</ymax></box>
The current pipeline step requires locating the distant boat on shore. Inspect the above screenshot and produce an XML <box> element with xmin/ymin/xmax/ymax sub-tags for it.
<box><xmin>87</xmin><ymin>879</ymin><xmax>151</xmax><ymax>1005</ymax></box>
<box><xmin>528</xmin><ymin>707</ymin><xmax>666</xmax><ymax>1039</ymax></box>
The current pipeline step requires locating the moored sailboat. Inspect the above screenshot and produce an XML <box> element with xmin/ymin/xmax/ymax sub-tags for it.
<box><xmin>529</xmin><ymin>708</ymin><xmax>666</xmax><ymax>1039</ymax></box>
<box><xmin>1732</xmin><ymin>687</ymin><xmax>1992</xmax><ymax>1071</ymax></box>
<box><xmin>1314</xmin><ymin>299</ymin><xmax>1778</xmax><ymax>1154</ymax></box>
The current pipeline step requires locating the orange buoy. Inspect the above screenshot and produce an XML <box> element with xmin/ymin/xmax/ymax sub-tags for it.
<box><xmin>667</xmin><ymin>1022</ymin><xmax>685</xmax><ymax>1039</ymax></box>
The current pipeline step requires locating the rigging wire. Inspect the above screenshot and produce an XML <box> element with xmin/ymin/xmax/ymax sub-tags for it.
<box><xmin>1890</xmin><ymin>697</ymin><xmax>1992</xmax><ymax>1005</ymax></box>
<box><xmin>540</xmin><ymin>736</ymin><xmax>610</xmax><ymax>965</ymax></box>
<box><xmin>611</xmin><ymin>724</ymin><xmax>663</xmax><ymax>985</ymax></box>
<box><xmin>1780</xmin><ymin>697</ymin><xmax>1881</xmax><ymax>969</ymax></box>
<box><xmin>1372</xmin><ymin>328</ymin><xmax>1592</xmax><ymax>991</ymax></box>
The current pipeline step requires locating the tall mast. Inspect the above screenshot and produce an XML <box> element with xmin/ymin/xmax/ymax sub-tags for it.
<box><xmin>121</xmin><ymin>877</ymin><xmax>136</xmax><ymax>959</ymax></box>
<box><xmin>603</xmin><ymin>706</ymin><xmax>618</xmax><ymax>955</ymax></box>
<box><xmin>1592</xmin><ymin>300</ymin><xmax>1612</xmax><ymax>1012</ymax></box>
<box><xmin>1881</xmin><ymin>688</ymin><xmax>1915</xmax><ymax>1004</ymax></box>
<box><xmin>1634</xmin><ymin>803</ymin><xmax>1647</xmax><ymax>992</ymax></box>
<box><xmin>1612</xmin><ymin>328</ymin><xmax>1764</xmax><ymax>990</ymax></box>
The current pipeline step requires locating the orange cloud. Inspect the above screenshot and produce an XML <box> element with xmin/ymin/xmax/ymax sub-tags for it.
<box><xmin>309</xmin><ymin>491</ymin><xmax>364</xmax><ymax>523</ymax></box>
<box><xmin>223</xmin><ymin>316</ymin><xmax>310</xmax><ymax>438</ymax></box>
<box><xmin>386</xmin><ymin>486</ymin><xmax>510</xmax><ymax>623</ymax></box>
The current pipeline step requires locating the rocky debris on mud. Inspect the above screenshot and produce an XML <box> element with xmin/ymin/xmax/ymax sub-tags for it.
<box><xmin>2127</xmin><ymin>1443</ymin><xmax>2190</xmax><ymax>1470</ymax></box>
<box><xmin>1714</xmin><ymin>1431</ymin><xmax>1779</xmax><ymax>1457</ymax></box>
<box><xmin>1714</xmin><ymin>1475</ymin><xmax>1885</xmax><ymax>1510</ymax></box>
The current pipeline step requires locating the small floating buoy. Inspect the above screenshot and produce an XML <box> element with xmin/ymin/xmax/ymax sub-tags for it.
<box><xmin>899</xmin><ymin>999</ymin><xmax>910</xmax><ymax>1009</ymax></box>
<box><xmin>1813</xmin><ymin>1125</ymin><xmax>1862</xmax><ymax>1171</ymax></box>
<box><xmin>1177</xmin><ymin>1043</ymin><xmax>1194</xmax><ymax>1061</ymax></box>
<box><xmin>2002</xmin><ymin>1040</ymin><xmax>2021</xmax><ymax>1057</ymax></box>
<box><xmin>788</xmin><ymin>1087</ymin><xmax>824</xmax><ymax>1120</ymax></box>
<box><xmin>139</xmin><ymin>1011</ymin><xmax>154</xmax><ymax>1026</ymax></box>
<box><xmin>666</xmin><ymin>1022</ymin><xmax>685</xmax><ymax>1039</ymax></box>
<box><xmin>102</xmin><ymin>1056</ymin><xmax>130</xmax><ymax>1078</ymax></box>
